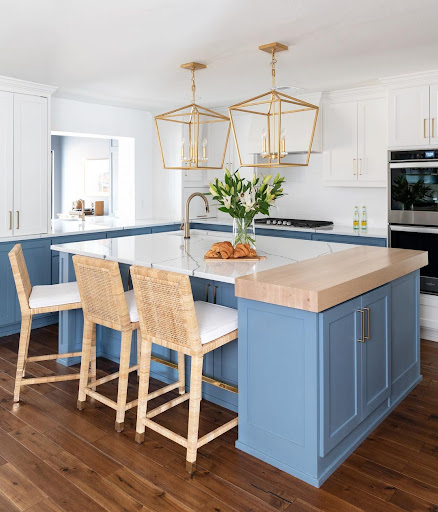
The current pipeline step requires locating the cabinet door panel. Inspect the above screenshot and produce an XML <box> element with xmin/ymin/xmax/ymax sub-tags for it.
<box><xmin>0</xmin><ymin>92</ymin><xmax>13</xmax><ymax>238</ymax></box>
<box><xmin>320</xmin><ymin>297</ymin><xmax>362</xmax><ymax>456</ymax></box>
<box><xmin>323</xmin><ymin>100</ymin><xmax>358</xmax><ymax>183</ymax></box>
<box><xmin>388</xmin><ymin>86</ymin><xmax>429</xmax><ymax>147</ymax></box>
<box><xmin>361</xmin><ymin>285</ymin><xmax>391</xmax><ymax>419</ymax></box>
<box><xmin>357</xmin><ymin>98</ymin><xmax>387</xmax><ymax>186</ymax></box>
<box><xmin>13</xmin><ymin>94</ymin><xmax>48</xmax><ymax>236</ymax></box>
<box><xmin>429</xmin><ymin>84</ymin><xmax>438</xmax><ymax>145</ymax></box>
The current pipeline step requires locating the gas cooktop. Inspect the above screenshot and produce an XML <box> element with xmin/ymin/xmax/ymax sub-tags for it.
<box><xmin>255</xmin><ymin>218</ymin><xmax>334</xmax><ymax>229</ymax></box>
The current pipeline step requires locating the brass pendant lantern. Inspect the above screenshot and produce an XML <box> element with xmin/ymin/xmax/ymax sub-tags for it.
<box><xmin>229</xmin><ymin>42</ymin><xmax>319</xmax><ymax>168</ymax></box>
<box><xmin>155</xmin><ymin>62</ymin><xmax>230</xmax><ymax>170</ymax></box>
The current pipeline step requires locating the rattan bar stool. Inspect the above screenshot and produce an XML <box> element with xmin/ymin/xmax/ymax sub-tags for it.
<box><xmin>8</xmin><ymin>244</ymin><xmax>84</xmax><ymax>402</ymax></box>
<box><xmin>131</xmin><ymin>266</ymin><xmax>238</xmax><ymax>475</ymax></box>
<box><xmin>72</xmin><ymin>255</ymin><xmax>186</xmax><ymax>432</ymax></box>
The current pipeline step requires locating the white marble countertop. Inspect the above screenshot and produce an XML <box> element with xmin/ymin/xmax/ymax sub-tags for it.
<box><xmin>0</xmin><ymin>217</ymin><xmax>180</xmax><ymax>243</ymax></box>
<box><xmin>51</xmin><ymin>229</ymin><xmax>356</xmax><ymax>284</ymax></box>
<box><xmin>193</xmin><ymin>217</ymin><xmax>388</xmax><ymax>239</ymax></box>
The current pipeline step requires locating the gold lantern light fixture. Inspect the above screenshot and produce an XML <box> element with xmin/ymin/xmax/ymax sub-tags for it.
<box><xmin>155</xmin><ymin>62</ymin><xmax>231</xmax><ymax>170</ymax></box>
<box><xmin>229</xmin><ymin>42</ymin><xmax>319</xmax><ymax>168</ymax></box>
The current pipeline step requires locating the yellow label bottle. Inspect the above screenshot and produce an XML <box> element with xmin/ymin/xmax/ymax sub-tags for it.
<box><xmin>353</xmin><ymin>206</ymin><xmax>359</xmax><ymax>231</ymax></box>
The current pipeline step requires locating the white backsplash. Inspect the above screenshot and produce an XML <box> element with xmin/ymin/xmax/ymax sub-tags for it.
<box><xmin>215</xmin><ymin>153</ymin><xmax>388</xmax><ymax>228</ymax></box>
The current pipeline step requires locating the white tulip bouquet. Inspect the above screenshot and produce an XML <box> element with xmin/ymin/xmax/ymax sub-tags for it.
<box><xmin>209</xmin><ymin>169</ymin><xmax>285</xmax><ymax>247</ymax></box>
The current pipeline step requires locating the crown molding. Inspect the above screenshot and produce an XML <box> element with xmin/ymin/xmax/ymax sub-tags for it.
<box><xmin>322</xmin><ymin>84</ymin><xmax>386</xmax><ymax>102</ymax></box>
<box><xmin>380</xmin><ymin>69</ymin><xmax>438</xmax><ymax>87</ymax></box>
<box><xmin>0</xmin><ymin>75</ymin><xmax>57</xmax><ymax>97</ymax></box>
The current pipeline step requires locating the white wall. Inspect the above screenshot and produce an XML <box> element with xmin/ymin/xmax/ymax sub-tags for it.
<box><xmin>51</xmin><ymin>98</ymin><xmax>153</xmax><ymax>219</ymax></box>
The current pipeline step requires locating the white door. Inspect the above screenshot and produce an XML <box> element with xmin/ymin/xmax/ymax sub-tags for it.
<box><xmin>13</xmin><ymin>94</ymin><xmax>48</xmax><ymax>236</ymax></box>
<box><xmin>0</xmin><ymin>91</ymin><xmax>13</xmax><ymax>238</ymax></box>
<box><xmin>429</xmin><ymin>84</ymin><xmax>438</xmax><ymax>146</ymax></box>
<box><xmin>323</xmin><ymin>100</ymin><xmax>358</xmax><ymax>184</ymax></box>
<box><xmin>388</xmin><ymin>86</ymin><xmax>430</xmax><ymax>147</ymax></box>
<box><xmin>357</xmin><ymin>97</ymin><xmax>387</xmax><ymax>186</ymax></box>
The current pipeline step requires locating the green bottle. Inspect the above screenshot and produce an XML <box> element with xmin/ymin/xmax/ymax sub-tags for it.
<box><xmin>353</xmin><ymin>206</ymin><xmax>359</xmax><ymax>231</ymax></box>
<box><xmin>361</xmin><ymin>206</ymin><xmax>367</xmax><ymax>231</ymax></box>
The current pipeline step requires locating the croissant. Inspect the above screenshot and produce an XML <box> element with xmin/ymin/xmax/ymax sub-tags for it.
<box><xmin>210</xmin><ymin>241</ymin><xmax>233</xmax><ymax>259</ymax></box>
<box><xmin>205</xmin><ymin>249</ymin><xmax>221</xmax><ymax>259</ymax></box>
<box><xmin>248</xmin><ymin>249</ymin><xmax>258</xmax><ymax>258</ymax></box>
<box><xmin>233</xmin><ymin>243</ymin><xmax>251</xmax><ymax>258</ymax></box>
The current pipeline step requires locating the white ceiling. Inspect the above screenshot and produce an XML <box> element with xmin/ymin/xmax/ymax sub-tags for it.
<box><xmin>1</xmin><ymin>0</ymin><xmax>438</xmax><ymax>111</ymax></box>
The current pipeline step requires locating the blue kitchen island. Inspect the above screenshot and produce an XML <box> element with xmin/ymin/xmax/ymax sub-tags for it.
<box><xmin>51</xmin><ymin>229</ymin><xmax>427</xmax><ymax>487</ymax></box>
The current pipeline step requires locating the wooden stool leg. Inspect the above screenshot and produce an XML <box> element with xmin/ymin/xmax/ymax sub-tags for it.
<box><xmin>136</xmin><ymin>330</ymin><xmax>141</xmax><ymax>381</ymax></box>
<box><xmin>77</xmin><ymin>319</ymin><xmax>94</xmax><ymax>410</ymax></box>
<box><xmin>177</xmin><ymin>351</ymin><xmax>185</xmax><ymax>395</ymax></box>
<box><xmin>186</xmin><ymin>354</ymin><xmax>203</xmax><ymax>475</ymax></box>
<box><xmin>135</xmin><ymin>337</ymin><xmax>152</xmax><ymax>443</ymax></box>
<box><xmin>14</xmin><ymin>314</ymin><xmax>32</xmax><ymax>402</ymax></box>
<box><xmin>90</xmin><ymin>326</ymin><xmax>97</xmax><ymax>391</ymax></box>
<box><xmin>115</xmin><ymin>330</ymin><xmax>133</xmax><ymax>432</ymax></box>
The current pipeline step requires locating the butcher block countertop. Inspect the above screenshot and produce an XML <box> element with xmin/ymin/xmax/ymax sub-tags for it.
<box><xmin>235</xmin><ymin>246</ymin><xmax>428</xmax><ymax>312</ymax></box>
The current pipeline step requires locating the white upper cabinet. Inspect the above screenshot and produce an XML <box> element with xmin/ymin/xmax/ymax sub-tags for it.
<box><xmin>0</xmin><ymin>76</ymin><xmax>55</xmax><ymax>239</ymax></box>
<box><xmin>388</xmin><ymin>86</ymin><xmax>430</xmax><ymax>147</ymax></box>
<box><xmin>323</xmin><ymin>93</ymin><xmax>387</xmax><ymax>187</ymax></box>
<box><xmin>429</xmin><ymin>84</ymin><xmax>438</xmax><ymax>146</ymax></box>
<box><xmin>323</xmin><ymin>100</ymin><xmax>358</xmax><ymax>183</ymax></box>
<box><xmin>0</xmin><ymin>91</ymin><xmax>13</xmax><ymax>238</ymax></box>
<box><xmin>13</xmin><ymin>94</ymin><xmax>48</xmax><ymax>236</ymax></box>
<box><xmin>357</xmin><ymin>97</ymin><xmax>387</xmax><ymax>184</ymax></box>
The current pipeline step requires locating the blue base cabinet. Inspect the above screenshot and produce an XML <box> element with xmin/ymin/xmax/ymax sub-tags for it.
<box><xmin>0</xmin><ymin>239</ymin><xmax>55</xmax><ymax>336</ymax></box>
<box><xmin>0</xmin><ymin>224</ymin><xmax>178</xmax><ymax>338</ymax></box>
<box><xmin>236</xmin><ymin>271</ymin><xmax>419</xmax><ymax>488</ymax></box>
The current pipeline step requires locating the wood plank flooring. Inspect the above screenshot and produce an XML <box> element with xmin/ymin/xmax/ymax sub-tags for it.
<box><xmin>0</xmin><ymin>324</ymin><xmax>436</xmax><ymax>511</ymax></box>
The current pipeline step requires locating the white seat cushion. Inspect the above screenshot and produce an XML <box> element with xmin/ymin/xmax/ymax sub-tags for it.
<box><xmin>125</xmin><ymin>289</ymin><xmax>139</xmax><ymax>322</ymax></box>
<box><xmin>29</xmin><ymin>281</ymin><xmax>81</xmax><ymax>309</ymax></box>
<box><xmin>125</xmin><ymin>293</ymin><xmax>237</xmax><ymax>343</ymax></box>
<box><xmin>194</xmin><ymin>301</ymin><xmax>238</xmax><ymax>344</ymax></box>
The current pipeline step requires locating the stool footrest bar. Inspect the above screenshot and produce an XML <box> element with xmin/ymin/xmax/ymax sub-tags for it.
<box><xmin>21</xmin><ymin>373</ymin><xmax>81</xmax><ymax>385</ymax></box>
<box><xmin>146</xmin><ymin>393</ymin><xmax>190</xmax><ymax>419</ymax></box>
<box><xmin>144</xmin><ymin>418</ymin><xmax>188</xmax><ymax>448</ymax></box>
<box><xmin>27</xmin><ymin>351</ymin><xmax>83</xmax><ymax>362</ymax></box>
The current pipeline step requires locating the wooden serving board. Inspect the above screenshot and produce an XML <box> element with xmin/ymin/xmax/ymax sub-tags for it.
<box><xmin>204</xmin><ymin>256</ymin><xmax>267</xmax><ymax>262</ymax></box>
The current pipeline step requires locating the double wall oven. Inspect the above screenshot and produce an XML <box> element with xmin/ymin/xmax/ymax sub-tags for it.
<box><xmin>389</xmin><ymin>149</ymin><xmax>438</xmax><ymax>295</ymax></box>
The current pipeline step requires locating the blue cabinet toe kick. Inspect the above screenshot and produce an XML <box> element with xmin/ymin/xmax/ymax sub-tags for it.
<box><xmin>236</xmin><ymin>270</ymin><xmax>420</xmax><ymax>487</ymax></box>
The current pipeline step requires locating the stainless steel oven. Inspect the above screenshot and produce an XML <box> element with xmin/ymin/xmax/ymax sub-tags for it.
<box><xmin>389</xmin><ymin>149</ymin><xmax>438</xmax><ymax>226</ymax></box>
<box><xmin>390</xmin><ymin>224</ymin><xmax>438</xmax><ymax>295</ymax></box>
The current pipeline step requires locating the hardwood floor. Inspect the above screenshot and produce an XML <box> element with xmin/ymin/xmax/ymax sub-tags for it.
<box><xmin>0</xmin><ymin>325</ymin><xmax>437</xmax><ymax>511</ymax></box>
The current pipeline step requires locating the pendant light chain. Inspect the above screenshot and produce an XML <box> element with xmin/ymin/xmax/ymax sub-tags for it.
<box><xmin>271</xmin><ymin>49</ymin><xmax>277</xmax><ymax>90</ymax></box>
<box><xmin>191</xmin><ymin>68</ymin><xmax>196</xmax><ymax>103</ymax></box>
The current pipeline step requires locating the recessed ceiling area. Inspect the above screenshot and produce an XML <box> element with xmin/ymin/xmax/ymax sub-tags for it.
<box><xmin>1</xmin><ymin>0</ymin><xmax>438</xmax><ymax>110</ymax></box>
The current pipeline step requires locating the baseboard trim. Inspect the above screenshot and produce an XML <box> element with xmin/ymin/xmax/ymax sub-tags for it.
<box><xmin>421</xmin><ymin>327</ymin><xmax>438</xmax><ymax>342</ymax></box>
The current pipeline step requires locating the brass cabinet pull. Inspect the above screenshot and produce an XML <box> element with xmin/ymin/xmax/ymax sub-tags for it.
<box><xmin>205</xmin><ymin>283</ymin><xmax>210</xmax><ymax>302</ymax></box>
<box><xmin>353</xmin><ymin>158</ymin><xmax>356</xmax><ymax>175</ymax></box>
<box><xmin>432</xmin><ymin>118</ymin><xmax>436</xmax><ymax>139</ymax></box>
<box><xmin>357</xmin><ymin>309</ymin><xmax>365</xmax><ymax>343</ymax></box>
<box><xmin>16</xmin><ymin>211</ymin><xmax>19</xmax><ymax>229</ymax></box>
<box><xmin>358</xmin><ymin>158</ymin><xmax>362</xmax><ymax>175</ymax></box>
<box><xmin>424</xmin><ymin>118</ymin><xmax>427</xmax><ymax>138</ymax></box>
<box><xmin>213</xmin><ymin>285</ymin><xmax>218</xmax><ymax>304</ymax></box>
<box><xmin>9</xmin><ymin>211</ymin><xmax>12</xmax><ymax>230</ymax></box>
<box><xmin>363</xmin><ymin>307</ymin><xmax>370</xmax><ymax>340</ymax></box>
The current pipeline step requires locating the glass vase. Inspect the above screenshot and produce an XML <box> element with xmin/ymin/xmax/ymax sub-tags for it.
<box><xmin>232</xmin><ymin>217</ymin><xmax>256</xmax><ymax>249</ymax></box>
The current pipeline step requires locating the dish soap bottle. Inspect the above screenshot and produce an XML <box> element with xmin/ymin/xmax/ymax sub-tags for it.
<box><xmin>361</xmin><ymin>206</ymin><xmax>368</xmax><ymax>231</ymax></box>
<box><xmin>353</xmin><ymin>206</ymin><xmax>360</xmax><ymax>231</ymax></box>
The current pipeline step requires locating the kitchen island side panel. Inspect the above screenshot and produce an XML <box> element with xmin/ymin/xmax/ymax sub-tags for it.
<box><xmin>236</xmin><ymin>298</ymin><xmax>320</xmax><ymax>484</ymax></box>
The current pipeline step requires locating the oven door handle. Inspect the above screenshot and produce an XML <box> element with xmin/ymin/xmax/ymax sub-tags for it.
<box><xmin>390</xmin><ymin>161</ymin><xmax>438</xmax><ymax>169</ymax></box>
<box><xmin>390</xmin><ymin>225</ymin><xmax>438</xmax><ymax>234</ymax></box>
